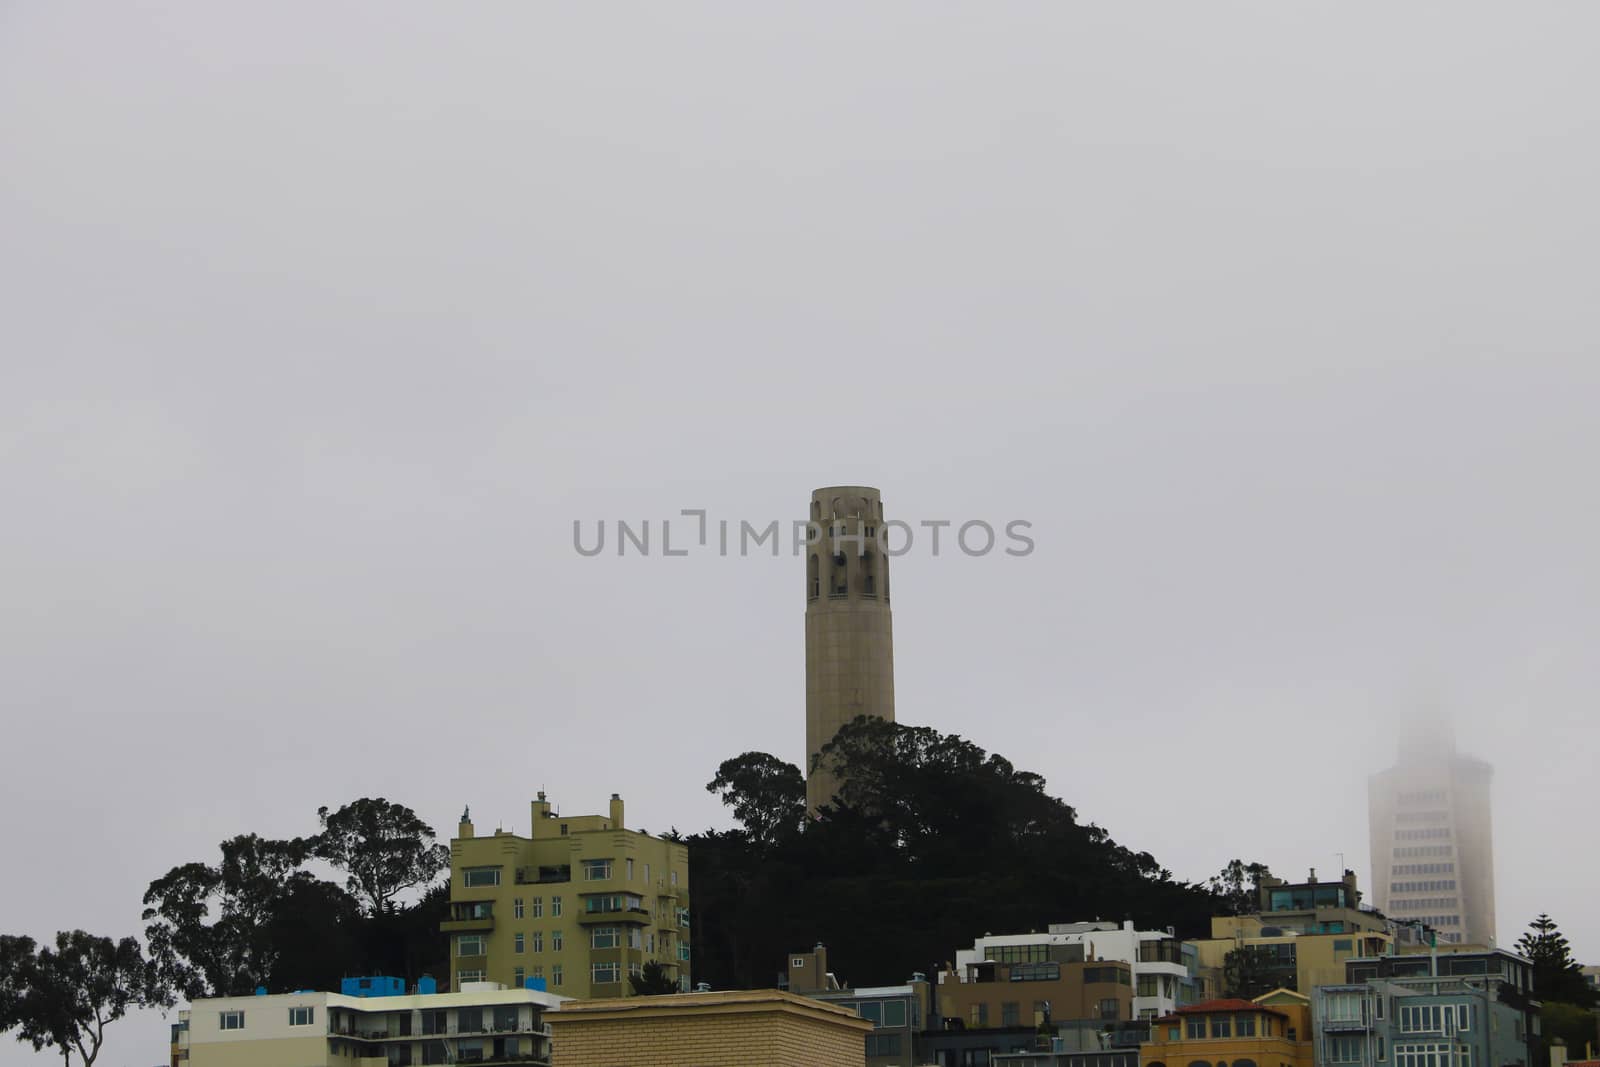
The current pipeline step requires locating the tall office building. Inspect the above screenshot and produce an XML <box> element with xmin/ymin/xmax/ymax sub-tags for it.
<box><xmin>804</xmin><ymin>485</ymin><xmax>896</xmax><ymax>812</ymax></box>
<box><xmin>1368</xmin><ymin>730</ymin><xmax>1496</xmax><ymax>946</ymax></box>
<box><xmin>443</xmin><ymin>794</ymin><xmax>690</xmax><ymax>999</ymax></box>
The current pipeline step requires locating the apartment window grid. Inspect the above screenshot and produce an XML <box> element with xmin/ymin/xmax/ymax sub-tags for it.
<box><xmin>591</xmin><ymin>961</ymin><xmax>620</xmax><ymax>984</ymax></box>
<box><xmin>1395</xmin><ymin>828</ymin><xmax>1452</xmax><ymax>841</ymax></box>
<box><xmin>513</xmin><ymin>898</ymin><xmax>524</xmax><ymax>919</ymax></box>
<box><xmin>582</xmin><ymin>858</ymin><xmax>613</xmax><ymax>881</ymax></box>
<box><xmin>530</xmin><ymin>931</ymin><xmax>543</xmax><ymax>953</ymax></box>
<box><xmin>551</xmin><ymin>929</ymin><xmax>563</xmax><ymax>951</ymax></box>
<box><xmin>1395</xmin><ymin>811</ymin><xmax>1452</xmax><ymax>824</ymax></box>
<box><xmin>288</xmin><ymin>1007</ymin><xmax>314</xmax><ymax>1027</ymax></box>
<box><xmin>457</xmin><ymin>969</ymin><xmax>486</xmax><ymax>984</ymax></box>
<box><xmin>551</xmin><ymin>896</ymin><xmax>562</xmax><ymax>917</ymax></box>
<box><xmin>1392</xmin><ymin>898</ymin><xmax>1461</xmax><ymax>911</ymax></box>
<box><xmin>1394</xmin><ymin>846</ymin><xmax>1454</xmax><ymax>859</ymax></box>
<box><xmin>530</xmin><ymin>897</ymin><xmax>543</xmax><ymax>918</ymax></box>
<box><xmin>456</xmin><ymin>935</ymin><xmax>487</xmax><ymax>956</ymax></box>
<box><xmin>219</xmin><ymin>1011</ymin><xmax>244</xmax><ymax>1031</ymax></box>
<box><xmin>1391</xmin><ymin>880</ymin><xmax>1458</xmax><ymax>893</ymax></box>
<box><xmin>1394</xmin><ymin>864</ymin><xmax>1456</xmax><ymax>876</ymax></box>
<box><xmin>513</xmin><ymin>967</ymin><xmax>524</xmax><ymax>986</ymax></box>
<box><xmin>551</xmin><ymin>965</ymin><xmax>563</xmax><ymax>987</ymax></box>
<box><xmin>514</xmin><ymin>933</ymin><xmax>525</xmax><ymax>954</ymax></box>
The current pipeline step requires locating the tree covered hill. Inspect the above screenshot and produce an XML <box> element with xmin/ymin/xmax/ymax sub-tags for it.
<box><xmin>690</xmin><ymin>717</ymin><xmax>1228</xmax><ymax>990</ymax></box>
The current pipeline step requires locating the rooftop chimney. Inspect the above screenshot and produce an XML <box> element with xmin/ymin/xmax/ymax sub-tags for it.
<box><xmin>609</xmin><ymin>793</ymin><xmax>624</xmax><ymax>829</ymax></box>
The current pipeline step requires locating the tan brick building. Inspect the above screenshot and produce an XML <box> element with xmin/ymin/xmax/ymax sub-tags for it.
<box><xmin>548</xmin><ymin>989</ymin><xmax>873</xmax><ymax>1067</ymax></box>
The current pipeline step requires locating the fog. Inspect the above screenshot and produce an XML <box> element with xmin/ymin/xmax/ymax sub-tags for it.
<box><xmin>3</xmin><ymin>4</ymin><xmax>1598</xmax><ymax>1063</ymax></box>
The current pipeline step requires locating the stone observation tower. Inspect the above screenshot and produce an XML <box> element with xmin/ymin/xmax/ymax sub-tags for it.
<box><xmin>805</xmin><ymin>485</ymin><xmax>896</xmax><ymax>812</ymax></box>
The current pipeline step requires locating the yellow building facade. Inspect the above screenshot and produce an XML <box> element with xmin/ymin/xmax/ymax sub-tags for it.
<box><xmin>1141</xmin><ymin>990</ymin><xmax>1314</xmax><ymax>1067</ymax></box>
<box><xmin>444</xmin><ymin>793</ymin><xmax>690</xmax><ymax>1000</ymax></box>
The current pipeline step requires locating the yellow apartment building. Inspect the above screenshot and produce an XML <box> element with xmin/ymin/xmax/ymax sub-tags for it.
<box><xmin>443</xmin><ymin>793</ymin><xmax>690</xmax><ymax>1000</ymax></box>
<box><xmin>1141</xmin><ymin>989</ymin><xmax>1314</xmax><ymax>1067</ymax></box>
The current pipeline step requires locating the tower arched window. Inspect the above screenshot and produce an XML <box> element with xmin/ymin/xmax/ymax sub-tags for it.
<box><xmin>808</xmin><ymin>554</ymin><xmax>820</xmax><ymax>601</ymax></box>
<box><xmin>861</xmin><ymin>551</ymin><xmax>876</xmax><ymax>597</ymax></box>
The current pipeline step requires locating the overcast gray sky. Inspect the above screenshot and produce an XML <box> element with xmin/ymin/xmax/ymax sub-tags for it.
<box><xmin>4</xmin><ymin>3</ymin><xmax>1598</xmax><ymax>1063</ymax></box>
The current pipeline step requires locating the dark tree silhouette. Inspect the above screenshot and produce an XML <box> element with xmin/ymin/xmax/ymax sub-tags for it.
<box><xmin>0</xmin><ymin>931</ymin><xmax>171</xmax><ymax>1067</ymax></box>
<box><xmin>313</xmin><ymin>798</ymin><xmax>451</xmax><ymax>915</ymax></box>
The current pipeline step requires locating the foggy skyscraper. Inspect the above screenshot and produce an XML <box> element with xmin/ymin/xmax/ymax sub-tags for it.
<box><xmin>1368</xmin><ymin>729</ymin><xmax>1497</xmax><ymax>946</ymax></box>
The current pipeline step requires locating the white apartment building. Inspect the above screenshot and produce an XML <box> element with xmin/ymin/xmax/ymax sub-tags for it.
<box><xmin>953</xmin><ymin>920</ymin><xmax>1203</xmax><ymax>1021</ymax></box>
<box><xmin>177</xmin><ymin>980</ymin><xmax>568</xmax><ymax>1066</ymax></box>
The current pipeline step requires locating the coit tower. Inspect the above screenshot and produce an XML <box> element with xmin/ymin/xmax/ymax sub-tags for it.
<box><xmin>805</xmin><ymin>485</ymin><xmax>896</xmax><ymax>812</ymax></box>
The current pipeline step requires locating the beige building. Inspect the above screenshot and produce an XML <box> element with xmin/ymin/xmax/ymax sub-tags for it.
<box><xmin>805</xmin><ymin>485</ymin><xmax>896</xmax><ymax>812</ymax></box>
<box><xmin>1190</xmin><ymin>871</ymin><xmax>1393</xmax><ymax>995</ymax></box>
<box><xmin>548</xmin><ymin>989</ymin><xmax>872</xmax><ymax>1067</ymax></box>
<box><xmin>1368</xmin><ymin>730</ymin><xmax>1497</xmax><ymax>946</ymax></box>
<box><xmin>178</xmin><ymin>982</ymin><xmax>566</xmax><ymax>1066</ymax></box>
<box><xmin>444</xmin><ymin>793</ymin><xmax>690</xmax><ymax>1000</ymax></box>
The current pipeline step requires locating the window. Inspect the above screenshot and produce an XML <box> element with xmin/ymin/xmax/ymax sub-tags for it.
<box><xmin>530</xmin><ymin>931</ymin><xmax>543</xmax><ymax>953</ymax></box>
<box><xmin>551</xmin><ymin>929</ymin><xmax>563</xmax><ymax>951</ymax></box>
<box><xmin>463</xmin><ymin>866</ymin><xmax>502</xmax><ymax>887</ymax></box>
<box><xmin>987</xmin><ymin>945</ymin><xmax>1051</xmax><ymax>965</ymax></box>
<box><xmin>626</xmin><ymin>858</ymin><xmax>634</xmax><ymax>880</ymax></box>
<box><xmin>1099</xmin><ymin>998</ymin><xmax>1121</xmax><ymax>1020</ymax></box>
<box><xmin>559</xmin><ymin>823</ymin><xmax>568</xmax><ymax>835</ymax></box>
<box><xmin>551</xmin><ymin>965</ymin><xmax>563</xmax><ymax>987</ymax></box>
<box><xmin>531</xmin><ymin>897</ymin><xmax>543</xmax><ymax>918</ymax></box>
<box><xmin>591</xmin><ymin>927</ymin><xmax>620</xmax><ymax>949</ymax></box>
<box><xmin>883</xmin><ymin>1001</ymin><xmax>907</xmax><ymax>1028</ymax></box>
<box><xmin>628</xmin><ymin>927</ymin><xmax>642</xmax><ymax>949</ymax></box>
<box><xmin>867</xmin><ymin>1033</ymin><xmax>903</xmax><ymax>1057</ymax></box>
<box><xmin>288</xmin><ymin>1006</ymin><xmax>314</xmax><ymax>1027</ymax></box>
<box><xmin>859</xmin><ymin>1002</ymin><xmax>882</xmax><ymax>1025</ymax></box>
<box><xmin>1238</xmin><ymin>1016</ymin><xmax>1257</xmax><ymax>1037</ymax></box>
<box><xmin>551</xmin><ymin>896</ymin><xmax>562</xmax><ymax>917</ymax></box>
<box><xmin>456</xmin><ymin>935</ymin><xmax>486</xmax><ymax>956</ymax></box>
<box><xmin>1378</xmin><ymin>1036</ymin><xmax>1388</xmax><ymax>1061</ymax></box>
<box><xmin>1012</xmin><ymin>962</ymin><xmax>1061</xmax><ymax>982</ymax></box>
<box><xmin>457</xmin><ymin>1007</ymin><xmax>483</xmax><ymax>1034</ymax></box>
<box><xmin>530</xmin><ymin>966</ymin><xmax>544</xmax><ymax>980</ymax></box>
<box><xmin>1212</xmin><ymin>1017</ymin><xmax>1232</xmax><ymax>1038</ymax></box>
<box><xmin>1002</xmin><ymin>1002</ymin><xmax>1020</xmax><ymax>1027</ymax></box>
<box><xmin>1399</xmin><ymin>1005</ymin><xmax>1468</xmax><ymax>1034</ymax></box>
<box><xmin>513</xmin><ymin>898</ymin><xmax>524</xmax><ymax>919</ymax></box>
<box><xmin>457</xmin><ymin>969</ymin><xmax>485</xmax><ymax>984</ymax></box>
<box><xmin>970</xmin><ymin>1003</ymin><xmax>989</xmax><ymax>1028</ymax></box>
<box><xmin>582</xmin><ymin>859</ymin><xmax>613</xmax><ymax>881</ymax></box>
<box><xmin>1329</xmin><ymin>1036</ymin><xmax>1363</xmax><ymax>1062</ymax></box>
<box><xmin>513</xmin><ymin>967</ymin><xmax>524</xmax><ymax>986</ymax></box>
<box><xmin>514</xmin><ymin>933</ymin><xmax>525</xmax><ymax>954</ymax></box>
<box><xmin>591</xmin><ymin>961</ymin><xmax>620</xmax><ymax>984</ymax></box>
<box><xmin>793</xmin><ymin>957</ymin><xmax>806</xmax><ymax>968</ymax></box>
<box><xmin>219</xmin><ymin>1011</ymin><xmax>244</xmax><ymax>1031</ymax></box>
<box><xmin>671</xmin><ymin>870</ymin><xmax>678</xmax><ymax>887</ymax></box>
<box><xmin>1188</xmin><ymin>1019</ymin><xmax>1208</xmax><ymax>1039</ymax></box>
<box><xmin>1396</xmin><ymin>1044</ymin><xmax>1459</xmax><ymax>1067</ymax></box>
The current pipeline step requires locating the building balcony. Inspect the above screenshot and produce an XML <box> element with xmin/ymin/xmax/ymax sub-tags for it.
<box><xmin>515</xmin><ymin>865</ymin><xmax>571</xmax><ymax>885</ymax></box>
<box><xmin>577</xmin><ymin>907</ymin><xmax>653</xmax><ymax>926</ymax></box>
<box><xmin>441</xmin><ymin>916</ymin><xmax>496</xmax><ymax>933</ymax></box>
<box><xmin>1323</xmin><ymin>1018</ymin><xmax>1372</xmax><ymax>1032</ymax></box>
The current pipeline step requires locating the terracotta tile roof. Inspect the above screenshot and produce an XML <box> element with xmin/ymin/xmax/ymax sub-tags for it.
<box><xmin>1157</xmin><ymin>998</ymin><xmax>1287</xmax><ymax>1020</ymax></box>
